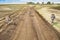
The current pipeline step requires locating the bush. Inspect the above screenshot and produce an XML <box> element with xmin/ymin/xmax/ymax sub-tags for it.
<box><xmin>47</xmin><ymin>1</ymin><xmax>51</xmax><ymax>4</ymax></box>
<box><xmin>27</xmin><ymin>2</ymin><xmax>35</xmax><ymax>4</ymax></box>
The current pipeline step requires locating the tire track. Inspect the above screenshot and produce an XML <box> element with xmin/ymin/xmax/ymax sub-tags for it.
<box><xmin>15</xmin><ymin>10</ymin><xmax>38</xmax><ymax>40</ymax></box>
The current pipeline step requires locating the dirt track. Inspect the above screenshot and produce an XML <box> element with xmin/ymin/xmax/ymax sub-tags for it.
<box><xmin>0</xmin><ymin>7</ymin><xmax>60</xmax><ymax>40</ymax></box>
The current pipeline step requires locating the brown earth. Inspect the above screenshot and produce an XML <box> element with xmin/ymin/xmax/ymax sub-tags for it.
<box><xmin>0</xmin><ymin>7</ymin><xmax>60</xmax><ymax>40</ymax></box>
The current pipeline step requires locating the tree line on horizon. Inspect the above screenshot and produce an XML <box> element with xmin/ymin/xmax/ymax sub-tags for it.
<box><xmin>27</xmin><ymin>1</ymin><xmax>60</xmax><ymax>5</ymax></box>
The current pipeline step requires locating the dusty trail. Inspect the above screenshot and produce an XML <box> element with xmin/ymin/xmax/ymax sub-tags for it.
<box><xmin>0</xmin><ymin>7</ymin><xmax>60</xmax><ymax>40</ymax></box>
<box><xmin>12</xmin><ymin>7</ymin><xmax>60</xmax><ymax>40</ymax></box>
<box><xmin>15</xmin><ymin>10</ymin><xmax>38</xmax><ymax>40</ymax></box>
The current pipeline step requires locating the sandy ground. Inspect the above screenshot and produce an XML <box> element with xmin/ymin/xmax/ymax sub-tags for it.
<box><xmin>0</xmin><ymin>7</ymin><xmax>60</xmax><ymax>40</ymax></box>
<box><xmin>12</xmin><ymin>7</ymin><xmax>60</xmax><ymax>40</ymax></box>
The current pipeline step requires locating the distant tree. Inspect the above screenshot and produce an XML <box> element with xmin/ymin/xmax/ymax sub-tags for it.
<box><xmin>42</xmin><ymin>2</ymin><xmax>44</xmax><ymax>4</ymax></box>
<box><xmin>27</xmin><ymin>2</ymin><xmax>35</xmax><ymax>4</ymax></box>
<box><xmin>36</xmin><ymin>2</ymin><xmax>40</xmax><ymax>4</ymax></box>
<box><xmin>47</xmin><ymin>1</ymin><xmax>51</xmax><ymax>4</ymax></box>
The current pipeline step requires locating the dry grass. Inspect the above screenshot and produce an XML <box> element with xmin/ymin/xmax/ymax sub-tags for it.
<box><xmin>35</xmin><ymin>5</ymin><xmax>60</xmax><ymax>32</ymax></box>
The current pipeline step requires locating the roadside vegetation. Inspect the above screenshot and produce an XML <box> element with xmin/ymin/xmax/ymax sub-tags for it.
<box><xmin>51</xmin><ymin>5</ymin><xmax>60</xmax><ymax>10</ymax></box>
<box><xmin>35</xmin><ymin>4</ymin><xmax>60</xmax><ymax>32</ymax></box>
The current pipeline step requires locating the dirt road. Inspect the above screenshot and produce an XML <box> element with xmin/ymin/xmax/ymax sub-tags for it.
<box><xmin>0</xmin><ymin>7</ymin><xmax>60</xmax><ymax>40</ymax></box>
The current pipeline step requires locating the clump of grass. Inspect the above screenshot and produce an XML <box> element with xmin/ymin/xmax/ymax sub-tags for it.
<box><xmin>53</xmin><ymin>22</ymin><xmax>58</xmax><ymax>25</ymax></box>
<box><xmin>53</xmin><ymin>22</ymin><xmax>60</xmax><ymax>28</ymax></box>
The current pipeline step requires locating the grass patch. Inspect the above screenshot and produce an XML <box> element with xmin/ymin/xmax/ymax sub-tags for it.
<box><xmin>53</xmin><ymin>22</ymin><xmax>58</xmax><ymax>25</ymax></box>
<box><xmin>53</xmin><ymin>22</ymin><xmax>60</xmax><ymax>28</ymax></box>
<box><xmin>50</xmin><ymin>5</ymin><xmax>60</xmax><ymax>10</ymax></box>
